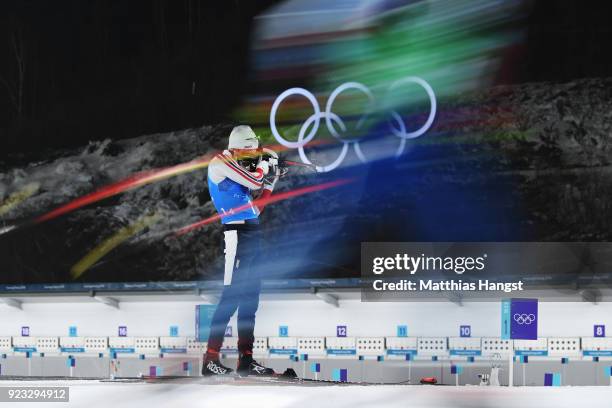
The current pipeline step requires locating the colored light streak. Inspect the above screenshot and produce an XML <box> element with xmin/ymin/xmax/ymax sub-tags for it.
<box><xmin>33</xmin><ymin>143</ymin><xmax>302</xmax><ymax>225</ymax></box>
<box><xmin>70</xmin><ymin>211</ymin><xmax>163</xmax><ymax>279</ymax></box>
<box><xmin>0</xmin><ymin>182</ymin><xmax>40</xmax><ymax>217</ymax></box>
<box><xmin>175</xmin><ymin>178</ymin><xmax>353</xmax><ymax>236</ymax></box>
<box><xmin>35</xmin><ymin>156</ymin><xmax>213</xmax><ymax>223</ymax></box>
<box><xmin>71</xmin><ymin>178</ymin><xmax>352</xmax><ymax>277</ymax></box>
<box><xmin>55</xmin><ymin>147</ymin><xmax>335</xmax><ymax>278</ymax></box>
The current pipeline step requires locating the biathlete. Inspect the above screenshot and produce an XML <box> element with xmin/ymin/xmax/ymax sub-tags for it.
<box><xmin>202</xmin><ymin>125</ymin><xmax>279</xmax><ymax>377</ymax></box>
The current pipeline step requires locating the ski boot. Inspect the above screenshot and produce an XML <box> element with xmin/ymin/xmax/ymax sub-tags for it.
<box><xmin>202</xmin><ymin>352</ymin><xmax>234</xmax><ymax>376</ymax></box>
<box><xmin>236</xmin><ymin>352</ymin><xmax>275</xmax><ymax>377</ymax></box>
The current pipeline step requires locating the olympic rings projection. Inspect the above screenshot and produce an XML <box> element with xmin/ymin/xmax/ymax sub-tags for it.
<box><xmin>269</xmin><ymin>77</ymin><xmax>437</xmax><ymax>172</ymax></box>
<box><xmin>513</xmin><ymin>313</ymin><xmax>536</xmax><ymax>325</ymax></box>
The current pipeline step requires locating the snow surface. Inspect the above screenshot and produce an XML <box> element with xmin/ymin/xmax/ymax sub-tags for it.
<box><xmin>1</xmin><ymin>380</ymin><xmax>611</xmax><ymax>408</ymax></box>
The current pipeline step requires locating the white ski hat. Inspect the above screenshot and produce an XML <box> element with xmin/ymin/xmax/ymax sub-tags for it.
<box><xmin>228</xmin><ymin>125</ymin><xmax>259</xmax><ymax>150</ymax></box>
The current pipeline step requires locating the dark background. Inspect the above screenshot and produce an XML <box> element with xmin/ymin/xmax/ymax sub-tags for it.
<box><xmin>1</xmin><ymin>0</ymin><xmax>612</xmax><ymax>285</ymax></box>
<box><xmin>0</xmin><ymin>0</ymin><xmax>611</xmax><ymax>156</ymax></box>
<box><xmin>0</xmin><ymin>0</ymin><xmax>279</xmax><ymax>158</ymax></box>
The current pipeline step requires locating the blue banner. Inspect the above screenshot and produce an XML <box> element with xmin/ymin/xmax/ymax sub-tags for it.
<box><xmin>502</xmin><ymin>298</ymin><xmax>538</xmax><ymax>340</ymax></box>
<box><xmin>60</xmin><ymin>347</ymin><xmax>85</xmax><ymax>353</ymax></box>
<box><xmin>13</xmin><ymin>347</ymin><xmax>36</xmax><ymax>353</ymax></box>
<box><xmin>195</xmin><ymin>304</ymin><xmax>216</xmax><ymax>342</ymax></box>
<box><xmin>109</xmin><ymin>348</ymin><xmax>135</xmax><ymax>354</ymax></box>
<box><xmin>327</xmin><ymin>349</ymin><xmax>357</xmax><ymax>356</ymax></box>
<box><xmin>160</xmin><ymin>348</ymin><xmax>187</xmax><ymax>354</ymax></box>
<box><xmin>450</xmin><ymin>349</ymin><xmax>482</xmax><ymax>356</ymax></box>
<box><xmin>583</xmin><ymin>350</ymin><xmax>612</xmax><ymax>357</ymax></box>
<box><xmin>0</xmin><ymin>278</ymin><xmax>364</xmax><ymax>294</ymax></box>
<box><xmin>515</xmin><ymin>350</ymin><xmax>547</xmax><ymax>356</ymax></box>
<box><xmin>501</xmin><ymin>299</ymin><xmax>511</xmax><ymax>339</ymax></box>
<box><xmin>269</xmin><ymin>348</ymin><xmax>298</xmax><ymax>355</ymax></box>
<box><xmin>511</xmin><ymin>299</ymin><xmax>538</xmax><ymax>340</ymax></box>
<box><xmin>386</xmin><ymin>349</ymin><xmax>418</xmax><ymax>356</ymax></box>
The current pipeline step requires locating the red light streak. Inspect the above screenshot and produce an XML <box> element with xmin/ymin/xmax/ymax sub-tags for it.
<box><xmin>175</xmin><ymin>178</ymin><xmax>353</xmax><ymax>236</ymax></box>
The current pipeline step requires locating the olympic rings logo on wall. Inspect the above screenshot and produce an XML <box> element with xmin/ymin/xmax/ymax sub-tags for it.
<box><xmin>513</xmin><ymin>313</ymin><xmax>536</xmax><ymax>325</ymax></box>
<box><xmin>269</xmin><ymin>76</ymin><xmax>437</xmax><ymax>172</ymax></box>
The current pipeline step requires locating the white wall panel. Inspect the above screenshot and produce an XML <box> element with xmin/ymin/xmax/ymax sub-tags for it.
<box><xmin>0</xmin><ymin>299</ymin><xmax>611</xmax><ymax>339</ymax></box>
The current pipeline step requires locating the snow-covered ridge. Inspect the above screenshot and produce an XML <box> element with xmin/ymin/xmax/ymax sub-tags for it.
<box><xmin>1</xmin><ymin>78</ymin><xmax>611</xmax><ymax>282</ymax></box>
